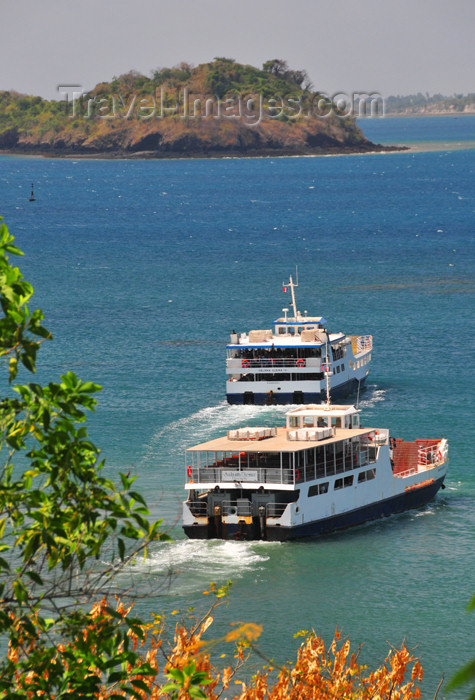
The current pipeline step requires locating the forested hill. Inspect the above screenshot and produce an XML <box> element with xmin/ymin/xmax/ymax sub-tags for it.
<box><xmin>0</xmin><ymin>59</ymin><xmax>394</xmax><ymax>158</ymax></box>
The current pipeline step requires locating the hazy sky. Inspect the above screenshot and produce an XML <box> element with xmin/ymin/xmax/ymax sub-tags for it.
<box><xmin>1</xmin><ymin>0</ymin><xmax>474</xmax><ymax>101</ymax></box>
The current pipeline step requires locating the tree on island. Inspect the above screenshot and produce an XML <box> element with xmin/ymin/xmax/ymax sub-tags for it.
<box><xmin>1</xmin><ymin>214</ymin><xmax>471</xmax><ymax>698</ymax></box>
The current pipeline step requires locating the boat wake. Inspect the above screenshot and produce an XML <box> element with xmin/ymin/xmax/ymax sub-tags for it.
<box><xmin>146</xmin><ymin>402</ymin><xmax>290</xmax><ymax>457</ymax></box>
<box><xmin>145</xmin><ymin>388</ymin><xmax>387</xmax><ymax>460</ymax></box>
<box><xmin>357</xmin><ymin>385</ymin><xmax>387</xmax><ymax>408</ymax></box>
<box><xmin>128</xmin><ymin>539</ymin><xmax>275</xmax><ymax>595</ymax></box>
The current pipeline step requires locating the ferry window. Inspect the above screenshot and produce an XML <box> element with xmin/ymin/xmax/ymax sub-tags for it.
<box><xmin>289</xmin><ymin>416</ymin><xmax>299</xmax><ymax>428</ymax></box>
<box><xmin>334</xmin><ymin>478</ymin><xmax>343</xmax><ymax>490</ymax></box>
<box><xmin>342</xmin><ymin>364</ymin><xmax>345</xmax><ymax>371</ymax></box>
<box><xmin>358</xmin><ymin>468</ymin><xmax>376</xmax><ymax>483</ymax></box>
<box><xmin>303</xmin><ymin>416</ymin><xmax>314</xmax><ymax>427</ymax></box>
<box><xmin>308</xmin><ymin>482</ymin><xmax>329</xmax><ymax>497</ymax></box>
<box><xmin>344</xmin><ymin>475</ymin><xmax>354</xmax><ymax>487</ymax></box>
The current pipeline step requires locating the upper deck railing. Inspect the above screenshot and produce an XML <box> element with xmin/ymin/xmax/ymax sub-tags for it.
<box><xmin>227</xmin><ymin>357</ymin><xmax>323</xmax><ymax>370</ymax></box>
<box><xmin>188</xmin><ymin>466</ymin><xmax>295</xmax><ymax>485</ymax></box>
<box><xmin>187</xmin><ymin>444</ymin><xmax>377</xmax><ymax>487</ymax></box>
<box><xmin>355</xmin><ymin>335</ymin><xmax>373</xmax><ymax>353</ymax></box>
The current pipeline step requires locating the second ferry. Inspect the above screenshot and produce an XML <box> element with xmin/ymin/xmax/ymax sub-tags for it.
<box><xmin>226</xmin><ymin>276</ymin><xmax>372</xmax><ymax>405</ymax></box>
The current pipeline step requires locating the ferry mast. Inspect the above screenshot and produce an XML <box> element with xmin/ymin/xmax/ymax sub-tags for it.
<box><xmin>283</xmin><ymin>274</ymin><xmax>299</xmax><ymax>320</ymax></box>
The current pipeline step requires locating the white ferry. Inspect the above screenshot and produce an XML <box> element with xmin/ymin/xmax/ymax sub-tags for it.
<box><xmin>226</xmin><ymin>275</ymin><xmax>372</xmax><ymax>405</ymax></box>
<box><xmin>182</xmin><ymin>402</ymin><xmax>449</xmax><ymax>541</ymax></box>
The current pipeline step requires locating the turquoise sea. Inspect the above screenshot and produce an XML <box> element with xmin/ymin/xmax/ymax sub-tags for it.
<box><xmin>1</xmin><ymin>115</ymin><xmax>474</xmax><ymax>697</ymax></box>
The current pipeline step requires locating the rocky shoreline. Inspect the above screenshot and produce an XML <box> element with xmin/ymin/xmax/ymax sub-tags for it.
<box><xmin>0</xmin><ymin>141</ymin><xmax>405</xmax><ymax>160</ymax></box>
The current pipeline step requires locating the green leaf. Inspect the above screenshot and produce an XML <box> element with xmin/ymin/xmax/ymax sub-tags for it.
<box><xmin>78</xmin><ymin>381</ymin><xmax>102</xmax><ymax>394</ymax></box>
<box><xmin>133</xmin><ymin>663</ymin><xmax>155</xmax><ymax>675</ymax></box>
<box><xmin>4</xmin><ymin>243</ymin><xmax>24</xmax><ymax>256</ymax></box>
<box><xmin>108</xmin><ymin>670</ymin><xmax>127</xmax><ymax>683</ymax></box>
<box><xmin>447</xmin><ymin>658</ymin><xmax>475</xmax><ymax>692</ymax></box>
<box><xmin>25</xmin><ymin>570</ymin><xmax>44</xmax><ymax>585</ymax></box>
<box><xmin>130</xmin><ymin>678</ymin><xmax>152</xmax><ymax>691</ymax></box>
<box><xmin>191</xmin><ymin>671</ymin><xmax>211</xmax><ymax>684</ymax></box>
<box><xmin>167</xmin><ymin>668</ymin><xmax>185</xmax><ymax>684</ymax></box>
<box><xmin>13</xmin><ymin>579</ymin><xmax>28</xmax><ymax>604</ymax></box>
<box><xmin>160</xmin><ymin>681</ymin><xmax>180</xmax><ymax>694</ymax></box>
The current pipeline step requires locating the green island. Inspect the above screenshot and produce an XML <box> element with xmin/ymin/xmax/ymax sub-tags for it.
<box><xmin>0</xmin><ymin>58</ymin><xmax>397</xmax><ymax>158</ymax></box>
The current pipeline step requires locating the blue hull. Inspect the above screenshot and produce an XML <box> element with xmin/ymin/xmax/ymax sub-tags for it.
<box><xmin>226</xmin><ymin>377</ymin><xmax>365</xmax><ymax>405</ymax></box>
<box><xmin>183</xmin><ymin>476</ymin><xmax>445</xmax><ymax>541</ymax></box>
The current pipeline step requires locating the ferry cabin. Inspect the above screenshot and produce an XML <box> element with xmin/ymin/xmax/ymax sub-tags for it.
<box><xmin>182</xmin><ymin>405</ymin><xmax>448</xmax><ymax>541</ymax></box>
<box><xmin>225</xmin><ymin>315</ymin><xmax>372</xmax><ymax>405</ymax></box>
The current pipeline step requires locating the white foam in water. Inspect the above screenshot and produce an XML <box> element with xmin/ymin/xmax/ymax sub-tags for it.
<box><xmin>129</xmin><ymin>539</ymin><xmax>275</xmax><ymax>595</ymax></box>
<box><xmin>413</xmin><ymin>508</ymin><xmax>435</xmax><ymax>518</ymax></box>
<box><xmin>146</xmin><ymin>402</ymin><xmax>289</xmax><ymax>456</ymax></box>
<box><xmin>145</xmin><ymin>391</ymin><xmax>386</xmax><ymax>464</ymax></box>
<box><xmin>357</xmin><ymin>386</ymin><xmax>387</xmax><ymax>408</ymax></box>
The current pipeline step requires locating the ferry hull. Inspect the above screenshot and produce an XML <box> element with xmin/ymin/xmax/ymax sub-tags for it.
<box><xmin>183</xmin><ymin>476</ymin><xmax>446</xmax><ymax>542</ymax></box>
<box><xmin>226</xmin><ymin>377</ymin><xmax>365</xmax><ymax>406</ymax></box>
<box><xmin>266</xmin><ymin>476</ymin><xmax>446</xmax><ymax>541</ymax></box>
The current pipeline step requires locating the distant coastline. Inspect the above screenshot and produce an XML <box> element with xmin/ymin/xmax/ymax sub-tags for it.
<box><xmin>383</xmin><ymin>92</ymin><xmax>475</xmax><ymax>117</ymax></box>
<box><xmin>383</xmin><ymin>110</ymin><xmax>475</xmax><ymax>118</ymax></box>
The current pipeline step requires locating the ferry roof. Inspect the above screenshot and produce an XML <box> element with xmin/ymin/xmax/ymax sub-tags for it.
<box><xmin>226</xmin><ymin>330</ymin><xmax>345</xmax><ymax>348</ymax></box>
<box><xmin>186</xmin><ymin>425</ymin><xmax>375</xmax><ymax>454</ymax></box>
<box><xmin>287</xmin><ymin>404</ymin><xmax>358</xmax><ymax>418</ymax></box>
<box><xmin>273</xmin><ymin>316</ymin><xmax>326</xmax><ymax>325</ymax></box>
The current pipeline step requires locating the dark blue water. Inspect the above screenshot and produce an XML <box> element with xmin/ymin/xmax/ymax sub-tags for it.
<box><xmin>1</xmin><ymin>118</ymin><xmax>474</xmax><ymax>697</ymax></box>
<box><xmin>359</xmin><ymin>113</ymin><xmax>475</xmax><ymax>147</ymax></box>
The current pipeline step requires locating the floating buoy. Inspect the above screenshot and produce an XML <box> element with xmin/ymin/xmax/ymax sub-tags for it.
<box><xmin>29</xmin><ymin>183</ymin><xmax>35</xmax><ymax>202</ymax></box>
